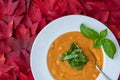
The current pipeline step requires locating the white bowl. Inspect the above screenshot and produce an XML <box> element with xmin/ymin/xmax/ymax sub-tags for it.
<box><xmin>31</xmin><ymin>15</ymin><xmax>120</xmax><ymax>80</ymax></box>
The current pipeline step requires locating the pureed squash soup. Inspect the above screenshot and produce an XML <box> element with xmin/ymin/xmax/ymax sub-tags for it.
<box><xmin>47</xmin><ymin>31</ymin><xmax>103</xmax><ymax>80</ymax></box>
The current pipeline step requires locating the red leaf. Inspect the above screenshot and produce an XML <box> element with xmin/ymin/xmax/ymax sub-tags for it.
<box><xmin>13</xmin><ymin>15</ymin><xmax>24</xmax><ymax>29</ymax></box>
<box><xmin>85</xmin><ymin>1</ymin><xmax>106</xmax><ymax>10</ymax></box>
<box><xmin>5</xmin><ymin>52</ymin><xmax>19</xmax><ymax>70</ymax></box>
<box><xmin>28</xmin><ymin>71</ymin><xmax>34</xmax><ymax>80</ymax></box>
<box><xmin>40</xmin><ymin>0</ymin><xmax>84</xmax><ymax>20</ymax></box>
<box><xmin>0</xmin><ymin>41</ymin><xmax>11</xmax><ymax>54</ymax></box>
<box><xmin>0</xmin><ymin>14</ymin><xmax>23</xmax><ymax>29</ymax></box>
<box><xmin>0</xmin><ymin>0</ymin><xmax>18</xmax><ymax>15</ymax></box>
<box><xmin>0</xmin><ymin>52</ymin><xmax>5</xmax><ymax>64</ymax></box>
<box><xmin>15</xmin><ymin>0</ymin><xmax>26</xmax><ymax>16</ymax></box>
<box><xmin>84</xmin><ymin>2</ymin><xmax>109</xmax><ymax>23</ymax></box>
<box><xmin>0</xmin><ymin>68</ymin><xmax>19</xmax><ymax>80</ymax></box>
<box><xmin>108</xmin><ymin>11</ymin><xmax>120</xmax><ymax>26</ymax></box>
<box><xmin>20</xmin><ymin>72</ymin><xmax>28</xmax><ymax>80</ymax></box>
<box><xmin>15</xmin><ymin>24</ymin><xmax>30</xmax><ymax>49</ymax></box>
<box><xmin>0</xmin><ymin>20</ymin><xmax>13</xmax><ymax>40</ymax></box>
<box><xmin>24</xmin><ymin>15</ymin><xmax>39</xmax><ymax>35</ymax></box>
<box><xmin>37</xmin><ymin>18</ymin><xmax>46</xmax><ymax>33</ymax></box>
<box><xmin>7</xmin><ymin>37</ymin><xmax>20</xmax><ymax>52</ymax></box>
<box><xmin>28</xmin><ymin>3</ymin><xmax>42</xmax><ymax>23</ymax></box>
<box><xmin>30</xmin><ymin>22</ymin><xmax>39</xmax><ymax>35</ymax></box>
<box><xmin>24</xmin><ymin>15</ymin><xmax>33</xmax><ymax>28</ymax></box>
<box><xmin>5</xmin><ymin>49</ymin><xmax>31</xmax><ymax>76</ymax></box>
<box><xmin>14</xmin><ymin>49</ymin><xmax>30</xmax><ymax>75</ymax></box>
<box><xmin>42</xmin><ymin>0</ymin><xmax>58</xmax><ymax>11</ymax></box>
<box><xmin>7</xmin><ymin>24</ymin><xmax>37</xmax><ymax>52</ymax></box>
<box><xmin>20</xmin><ymin>71</ymin><xmax>34</xmax><ymax>80</ymax></box>
<box><xmin>104</xmin><ymin>0</ymin><xmax>120</xmax><ymax>10</ymax></box>
<box><xmin>33</xmin><ymin>0</ymin><xmax>49</xmax><ymax>16</ymax></box>
<box><xmin>0</xmin><ymin>64</ymin><xmax>14</xmax><ymax>76</ymax></box>
<box><xmin>27</xmin><ymin>35</ymin><xmax>37</xmax><ymax>52</ymax></box>
<box><xmin>0</xmin><ymin>53</ymin><xmax>14</xmax><ymax>76</ymax></box>
<box><xmin>109</xmin><ymin>25</ymin><xmax>120</xmax><ymax>39</ymax></box>
<box><xmin>65</xmin><ymin>0</ymin><xmax>85</xmax><ymax>14</ymax></box>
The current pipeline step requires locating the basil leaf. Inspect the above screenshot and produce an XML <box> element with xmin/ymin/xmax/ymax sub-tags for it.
<box><xmin>61</xmin><ymin>54</ymin><xmax>78</xmax><ymax>60</ymax></box>
<box><xmin>59</xmin><ymin>42</ymin><xmax>88</xmax><ymax>70</ymax></box>
<box><xmin>100</xmin><ymin>29</ymin><xmax>107</xmax><ymax>37</ymax></box>
<box><xmin>80</xmin><ymin>24</ymin><xmax>99</xmax><ymax>39</ymax></box>
<box><xmin>59</xmin><ymin>52</ymin><xmax>67</xmax><ymax>60</ymax></box>
<box><xmin>94</xmin><ymin>37</ymin><xmax>103</xmax><ymax>48</ymax></box>
<box><xmin>68</xmin><ymin>42</ymin><xmax>79</xmax><ymax>54</ymax></box>
<box><xmin>102</xmin><ymin>38</ymin><xmax>116</xmax><ymax>59</ymax></box>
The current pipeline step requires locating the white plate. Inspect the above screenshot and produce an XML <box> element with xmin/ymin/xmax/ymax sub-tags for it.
<box><xmin>30</xmin><ymin>15</ymin><xmax>120</xmax><ymax>80</ymax></box>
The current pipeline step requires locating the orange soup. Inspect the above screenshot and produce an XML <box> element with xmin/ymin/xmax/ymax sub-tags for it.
<box><xmin>47</xmin><ymin>31</ymin><xmax>103</xmax><ymax>80</ymax></box>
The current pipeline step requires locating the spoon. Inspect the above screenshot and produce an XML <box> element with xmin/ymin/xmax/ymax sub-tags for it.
<box><xmin>89</xmin><ymin>49</ymin><xmax>112</xmax><ymax>80</ymax></box>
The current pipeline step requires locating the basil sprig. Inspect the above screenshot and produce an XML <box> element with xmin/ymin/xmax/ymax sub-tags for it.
<box><xmin>80</xmin><ymin>24</ymin><xmax>116</xmax><ymax>59</ymax></box>
<box><xmin>59</xmin><ymin>42</ymin><xmax>88</xmax><ymax>70</ymax></box>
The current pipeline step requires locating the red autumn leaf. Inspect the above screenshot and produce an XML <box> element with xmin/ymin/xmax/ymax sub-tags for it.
<box><xmin>0</xmin><ymin>52</ymin><xmax>5</xmax><ymax>64</ymax></box>
<box><xmin>85</xmin><ymin>1</ymin><xmax>106</xmax><ymax>10</ymax></box>
<box><xmin>0</xmin><ymin>0</ymin><xmax>18</xmax><ymax>15</ymax></box>
<box><xmin>13</xmin><ymin>15</ymin><xmax>24</xmax><ymax>29</ymax></box>
<box><xmin>104</xmin><ymin>0</ymin><xmax>120</xmax><ymax>10</ymax></box>
<box><xmin>20</xmin><ymin>72</ymin><xmax>29</xmax><ymax>80</ymax></box>
<box><xmin>0</xmin><ymin>41</ymin><xmax>11</xmax><ymax>54</ymax></box>
<box><xmin>0</xmin><ymin>14</ymin><xmax>23</xmax><ymax>29</ymax></box>
<box><xmin>5</xmin><ymin>49</ymin><xmax>31</xmax><ymax>76</ymax></box>
<box><xmin>28</xmin><ymin>71</ymin><xmax>34</xmax><ymax>80</ymax></box>
<box><xmin>15</xmin><ymin>0</ymin><xmax>26</xmax><ymax>16</ymax></box>
<box><xmin>79</xmin><ymin>0</ymin><xmax>93</xmax><ymax>3</ymax></box>
<box><xmin>0</xmin><ymin>52</ymin><xmax>14</xmax><ymax>76</ymax></box>
<box><xmin>0</xmin><ymin>0</ymin><xmax>26</xmax><ymax>29</ymax></box>
<box><xmin>15</xmin><ymin>24</ymin><xmax>30</xmax><ymax>49</ymax></box>
<box><xmin>109</xmin><ymin>25</ymin><xmax>120</xmax><ymax>39</ymax></box>
<box><xmin>84</xmin><ymin>1</ymin><xmax>109</xmax><ymax>23</ymax></box>
<box><xmin>0</xmin><ymin>68</ymin><xmax>19</xmax><ymax>80</ymax></box>
<box><xmin>30</xmin><ymin>22</ymin><xmax>39</xmax><ymax>35</ymax></box>
<box><xmin>0</xmin><ymin>20</ymin><xmax>13</xmax><ymax>40</ymax></box>
<box><xmin>43</xmin><ymin>0</ymin><xmax>58</xmax><ymax>11</ymax></box>
<box><xmin>14</xmin><ymin>49</ymin><xmax>31</xmax><ymax>75</ymax></box>
<box><xmin>7</xmin><ymin>23</ymin><xmax>37</xmax><ymax>52</ymax></box>
<box><xmin>28</xmin><ymin>3</ymin><xmax>42</xmax><ymax>23</ymax></box>
<box><xmin>20</xmin><ymin>71</ymin><xmax>34</xmax><ymax>80</ymax></box>
<box><xmin>24</xmin><ymin>15</ymin><xmax>39</xmax><ymax>35</ymax></box>
<box><xmin>108</xmin><ymin>11</ymin><xmax>120</xmax><ymax>26</ymax></box>
<box><xmin>24</xmin><ymin>15</ymin><xmax>44</xmax><ymax>35</ymax></box>
<box><xmin>0</xmin><ymin>63</ymin><xmax>14</xmax><ymax>76</ymax></box>
<box><xmin>24</xmin><ymin>15</ymin><xmax>33</xmax><ymax>28</ymax></box>
<box><xmin>26</xmin><ymin>34</ymin><xmax>37</xmax><ymax>52</ymax></box>
<box><xmin>26</xmin><ymin>0</ymin><xmax>31</xmax><ymax>11</ymax></box>
<box><xmin>7</xmin><ymin>37</ymin><xmax>20</xmax><ymax>52</ymax></box>
<box><xmin>65</xmin><ymin>0</ymin><xmax>85</xmax><ymax>14</ymax></box>
<box><xmin>33</xmin><ymin>0</ymin><xmax>49</xmax><ymax>16</ymax></box>
<box><xmin>37</xmin><ymin>18</ymin><xmax>46</xmax><ymax>33</ymax></box>
<box><xmin>41</xmin><ymin>0</ymin><xmax>85</xmax><ymax>20</ymax></box>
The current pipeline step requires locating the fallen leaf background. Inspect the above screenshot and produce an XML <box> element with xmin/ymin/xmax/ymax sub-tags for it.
<box><xmin>0</xmin><ymin>0</ymin><xmax>120</xmax><ymax>80</ymax></box>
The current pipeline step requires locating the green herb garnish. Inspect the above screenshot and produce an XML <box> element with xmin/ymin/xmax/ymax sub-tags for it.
<box><xmin>80</xmin><ymin>24</ymin><xmax>99</xmax><ymax>39</ymax></box>
<box><xmin>102</xmin><ymin>38</ymin><xmax>116</xmax><ymax>59</ymax></box>
<box><xmin>59</xmin><ymin>42</ymin><xmax>88</xmax><ymax>70</ymax></box>
<box><xmin>80</xmin><ymin>24</ymin><xmax>116</xmax><ymax>59</ymax></box>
